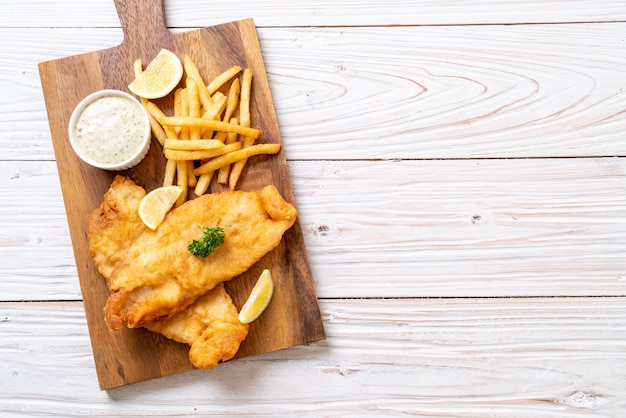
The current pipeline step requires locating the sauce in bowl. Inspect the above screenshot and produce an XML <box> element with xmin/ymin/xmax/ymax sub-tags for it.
<box><xmin>69</xmin><ymin>90</ymin><xmax>151</xmax><ymax>170</ymax></box>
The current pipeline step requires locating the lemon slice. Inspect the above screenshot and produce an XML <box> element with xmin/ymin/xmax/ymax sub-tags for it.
<box><xmin>128</xmin><ymin>49</ymin><xmax>183</xmax><ymax>99</ymax></box>
<box><xmin>138</xmin><ymin>185</ymin><xmax>183</xmax><ymax>230</ymax></box>
<box><xmin>238</xmin><ymin>269</ymin><xmax>274</xmax><ymax>324</ymax></box>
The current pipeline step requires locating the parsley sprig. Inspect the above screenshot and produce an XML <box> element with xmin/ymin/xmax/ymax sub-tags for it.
<box><xmin>188</xmin><ymin>225</ymin><xmax>225</xmax><ymax>258</ymax></box>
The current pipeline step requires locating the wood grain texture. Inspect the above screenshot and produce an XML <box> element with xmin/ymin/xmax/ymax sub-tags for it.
<box><xmin>2</xmin><ymin>158</ymin><xmax>625</xmax><ymax>301</ymax></box>
<box><xmin>265</xmin><ymin>24</ymin><xmax>626</xmax><ymax>159</ymax></box>
<box><xmin>1</xmin><ymin>299</ymin><xmax>625</xmax><ymax>416</ymax></box>
<box><xmin>3</xmin><ymin>0</ymin><xmax>626</xmax><ymax>414</ymax></box>
<box><xmin>0</xmin><ymin>162</ymin><xmax>80</xmax><ymax>300</ymax></box>
<box><xmin>4</xmin><ymin>23</ymin><xmax>626</xmax><ymax>161</ymax></box>
<box><xmin>37</xmin><ymin>0</ymin><xmax>323</xmax><ymax>389</ymax></box>
<box><xmin>3</xmin><ymin>0</ymin><xmax>626</xmax><ymax>27</ymax></box>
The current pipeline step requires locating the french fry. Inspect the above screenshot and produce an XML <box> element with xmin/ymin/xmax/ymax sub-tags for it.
<box><xmin>163</xmin><ymin>158</ymin><xmax>177</xmax><ymax>187</ymax></box>
<box><xmin>133</xmin><ymin>59</ymin><xmax>143</xmax><ymax>78</ymax></box>
<box><xmin>199</xmin><ymin>95</ymin><xmax>227</xmax><ymax>138</ymax></box>
<box><xmin>131</xmin><ymin>55</ymin><xmax>274</xmax><ymax>198</ymax></box>
<box><xmin>211</xmin><ymin>91</ymin><xmax>225</xmax><ymax>104</ymax></box>
<box><xmin>174</xmin><ymin>88</ymin><xmax>182</xmax><ymax>115</ymax></box>
<box><xmin>202</xmin><ymin>94</ymin><xmax>227</xmax><ymax>120</ymax></box>
<box><xmin>193</xmin><ymin>143</ymin><xmax>280</xmax><ymax>176</ymax></box>
<box><xmin>217</xmin><ymin>163</ymin><xmax>230</xmax><ymax>184</ymax></box>
<box><xmin>183</xmin><ymin>55</ymin><xmax>214</xmax><ymax>109</ymax></box>
<box><xmin>179</xmin><ymin>88</ymin><xmax>189</xmax><ymax>140</ymax></box>
<box><xmin>217</xmin><ymin>119</ymin><xmax>238</xmax><ymax>184</ymax></box>
<box><xmin>187</xmin><ymin>78</ymin><xmax>200</xmax><ymax>115</ymax></box>
<box><xmin>212</xmin><ymin>131</ymin><xmax>228</xmax><ymax>142</ymax></box>
<box><xmin>222</xmin><ymin>78</ymin><xmax>240</xmax><ymax>123</ymax></box>
<box><xmin>176</xmin><ymin>160</ymin><xmax>188</xmax><ymax>206</ymax></box>
<box><xmin>173</xmin><ymin>88</ymin><xmax>183</xmax><ymax>137</ymax></box>
<box><xmin>228</xmin><ymin>136</ymin><xmax>256</xmax><ymax>190</ymax></box>
<box><xmin>146</xmin><ymin>111</ymin><xmax>167</xmax><ymax>146</ymax></box>
<box><xmin>229</xmin><ymin>68</ymin><xmax>255</xmax><ymax>189</ymax></box>
<box><xmin>164</xmin><ymin>139</ymin><xmax>224</xmax><ymax>151</ymax></box>
<box><xmin>182</xmin><ymin>55</ymin><xmax>203</xmax><ymax>84</ymax></box>
<box><xmin>187</xmin><ymin>160</ymin><xmax>197</xmax><ymax>188</ymax></box>
<box><xmin>198</xmin><ymin>85</ymin><xmax>215</xmax><ymax>112</ymax></box>
<box><xmin>239</xmin><ymin>69</ymin><xmax>253</xmax><ymax>127</ymax></box>
<box><xmin>164</xmin><ymin>141</ymin><xmax>242</xmax><ymax>161</ymax></box>
<box><xmin>225</xmin><ymin>119</ymin><xmax>239</xmax><ymax>142</ymax></box>
<box><xmin>194</xmin><ymin>172</ymin><xmax>214</xmax><ymax>196</ymax></box>
<box><xmin>159</xmin><ymin>116</ymin><xmax>261</xmax><ymax>139</ymax></box>
<box><xmin>145</xmin><ymin>102</ymin><xmax>178</xmax><ymax>139</ymax></box>
<box><xmin>217</xmin><ymin>132</ymin><xmax>239</xmax><ymax>184</ymax></box>
<box><xmin>187</xmin><ymin>78</ymin><xmax>202</xmax><ymax>140</ymax></box>
<box><xmin>207</xmin><ymin>66</ymin><xmax>242</xmax><ymax>95</ymax></box>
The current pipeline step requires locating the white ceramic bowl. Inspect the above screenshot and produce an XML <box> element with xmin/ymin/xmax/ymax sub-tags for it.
<box><xmin>68</xmin><ymin>89</ymin><xmax>151</xmax><ymax>171</ymax></box>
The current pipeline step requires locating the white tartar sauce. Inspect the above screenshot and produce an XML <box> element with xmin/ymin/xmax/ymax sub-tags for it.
<box><xmin>73</xmin><ymin>95</ymin><xmax>148</xmax><ymax>165</ymax></box>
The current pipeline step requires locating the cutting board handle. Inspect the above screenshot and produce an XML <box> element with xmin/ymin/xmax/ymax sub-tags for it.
<box><xmin>113</xmin><ymin>0</ymin><xmax>172</xmax><ymax>46</ymax></box>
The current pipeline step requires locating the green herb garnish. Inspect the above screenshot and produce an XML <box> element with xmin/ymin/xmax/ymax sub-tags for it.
<box><xmin>188</xmin><ymin>225</ymin><xmax>225</xmax><ymax>258</ymax></box>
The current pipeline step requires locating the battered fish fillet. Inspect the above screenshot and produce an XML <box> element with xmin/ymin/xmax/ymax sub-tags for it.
<box><xmin>88</xmin><ymin>176</ymin><xmax>249</xmax><ymax>369</ymax></box>
<box><xmin>88</xmin><ymin>175</ymin><xmax>147</xmax><ymax>286</ymax></box>
<box><xmin>144</xmin><ymin>283</ymin><xmax>248</xmax><ymax>369</ymax></box>
<box><xmin>98</xmin><ymin>177</ymin><xmax>297</xmax><ymax>331</ymax></box>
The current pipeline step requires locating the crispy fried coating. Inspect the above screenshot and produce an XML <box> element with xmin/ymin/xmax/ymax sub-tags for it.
<box><xmin>88</xmin><ymin>175</ymin><xmax>146</xmax><ymax>283</ymax></box>
<box><xmin>144</xmin><ymin>283</ymin><xmax>248</xmax><ymax>369</ymax></box>
<box><xmin>88</xmin><ymin>176</ymin><xmax>250</xmax><ymax>369</ymax></box>
<box><xmin>91</xmin><ymin>176</ymin><xmax>297</xmax><ymax>332</ymax></box>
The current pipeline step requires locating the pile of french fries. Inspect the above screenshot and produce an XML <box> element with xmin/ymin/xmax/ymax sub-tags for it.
<box><xmin>132</xmin><ymin>55</ymin><xmax>280</xmax><ymax>206</ymax></box>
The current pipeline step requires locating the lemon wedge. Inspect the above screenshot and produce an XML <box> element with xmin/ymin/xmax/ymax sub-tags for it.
<box><xmin>128</xmin><ymin>49</ymin><xmax>183</xmax><ymax>99</ymax></box>
<box><xmin>138</xmin><ymin>185</ymin><xmax>183</xmax><ymax>230</ymax></box>
<box><xmin>238</xmin><ymin>269</ymin><xmax>274</xmax><ymax>324</ymax></box>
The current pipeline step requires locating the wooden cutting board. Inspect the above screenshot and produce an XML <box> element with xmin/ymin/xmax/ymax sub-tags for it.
<box><xmin>38</xmin><ymin>0</ymin><xmax>324</xmax><ymax>390</ymax></box>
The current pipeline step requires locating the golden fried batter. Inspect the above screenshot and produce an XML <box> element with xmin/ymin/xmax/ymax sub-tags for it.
<box><xmin>88</xmin><ymin>175</ymin><xmax>147</xmax><ymax>283</ymax></box>
<box><xmin>144</xmin><ymin>283</ymin><xmax>248</xmax><ymax>369</ymax></box>
<box><xmin>88</xmin><ymin>176</ymin><xmax>250</xmax><ymax>369</ymax></box>
<box><xmin>91</xmin><ymin>176</ymin><xmax>296</xmax><ymax>332</ymax></box>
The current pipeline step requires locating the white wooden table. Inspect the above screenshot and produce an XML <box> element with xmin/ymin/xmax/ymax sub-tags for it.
<box><xmin>2</xmin><ymin>1</ymin><xmax>626</xmax><ymax>416</ymax></box>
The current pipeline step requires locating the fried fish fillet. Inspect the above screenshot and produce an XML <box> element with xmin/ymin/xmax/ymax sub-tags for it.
<box><xmin>89</xmin><ymin>175</ymin><xmax>147</xmax><ymax>286</ymax></box>
<box><xmin>144</xmin><ymin>283</ymin><xmax>248</xmax><ymax>369</ymax></box>
<box><xmin>95</xmin><ymin>176</ymin><xmax>297</xmax><ymax>331</ymax></box>
<box><xmin>88</xmin><ymin>176</ymin><xmax>249</xmax><ymax>368</ymax></box>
